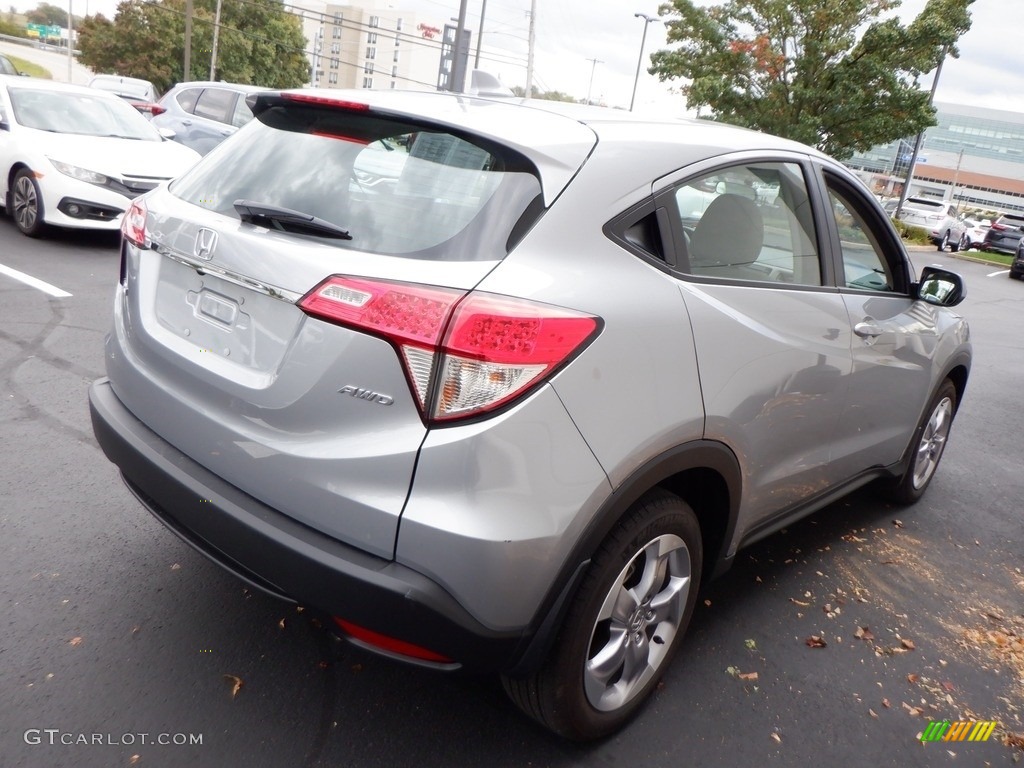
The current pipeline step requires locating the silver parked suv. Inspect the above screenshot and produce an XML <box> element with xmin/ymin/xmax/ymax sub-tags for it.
<box><xmin>89</xmin><ymin>89</ymin><xmax>971</xmax><ymax>740</ymax></box>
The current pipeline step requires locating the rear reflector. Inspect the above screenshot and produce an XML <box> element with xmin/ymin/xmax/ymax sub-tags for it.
<box><xmin>333</xmin><ymin>618</ymin><xmax>453</xmax><ymax>663</ymax></box>
<box><xmin>299</xmin><ymin>276</ymin><xmax>600</xmax><ymax>424</ymax></box>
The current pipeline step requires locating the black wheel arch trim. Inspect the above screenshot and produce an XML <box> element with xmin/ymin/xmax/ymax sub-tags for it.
<box><xmin>508</xmin><ymin>440</ymin><xmax>741</xmax><ymax>676</ymax></box>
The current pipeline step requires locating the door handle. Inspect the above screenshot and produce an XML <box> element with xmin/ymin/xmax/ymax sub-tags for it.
<box><xmin>854</xmin><ymin>320</ymin><xmax>883</xmax><ymax>338</ymax></box>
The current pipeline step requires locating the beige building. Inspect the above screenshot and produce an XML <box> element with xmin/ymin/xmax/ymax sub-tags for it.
<box><xmin>289</xmin><ymin>1</ymin><xmax>444</xmax><ymax>92</ymax></box>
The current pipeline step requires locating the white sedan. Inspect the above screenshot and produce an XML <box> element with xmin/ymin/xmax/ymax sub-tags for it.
<box><xmin>0</xmin><ymin>76</ymin><xmax>200</xmax><ymax>237</ymax></box>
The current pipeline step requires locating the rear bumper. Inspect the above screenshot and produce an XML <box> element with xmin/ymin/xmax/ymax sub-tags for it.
<box><xmin>88</xmin><ymin>377</ymin><xmax>527</xmax><ymax>672</ymax></box>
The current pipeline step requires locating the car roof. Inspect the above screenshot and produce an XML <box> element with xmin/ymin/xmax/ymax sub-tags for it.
<box><xmin>2</xmin><ymin>76</ymin><xmax>122</xmax><ymax>99</ymax></box>
<box><xmin>167</xmin><ymin>80</ymin><xmax>269</xmax><ymax>93</ymax></box>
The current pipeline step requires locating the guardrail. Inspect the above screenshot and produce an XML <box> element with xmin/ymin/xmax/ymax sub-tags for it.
<box><xmin>0</xmin><ymin>32</ymin><xmax>79</xmax><ymax>55</ymax></box>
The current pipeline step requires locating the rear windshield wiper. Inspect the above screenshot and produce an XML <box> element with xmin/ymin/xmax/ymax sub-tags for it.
<box><xmin>233</xmin><ymin>200</ymin><xmax>352</xmax><ymax>240</ymax></box>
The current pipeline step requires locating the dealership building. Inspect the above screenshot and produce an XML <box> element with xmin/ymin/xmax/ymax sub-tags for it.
<box><xmin>846</xmin><ymin>102</ymin><xmax>1024</xmax><ymax>214</ymax></box>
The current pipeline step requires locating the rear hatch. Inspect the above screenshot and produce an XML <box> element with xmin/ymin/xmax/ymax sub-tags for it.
<box><xmin>897</xmin><ymin>197</ymin><xmax>946</xmax><ymax>230</ymax></box>
<box><xmin>984</xmin><ymin>214</ymin><xmax>1024</xmax><ymax>252</ymax></box>
<box><xmin>107</xmin><ymin>91</ymin><xmax>596</xmax><ymax>558</ymax></box>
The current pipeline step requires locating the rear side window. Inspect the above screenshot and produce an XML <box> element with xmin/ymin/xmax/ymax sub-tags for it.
<box><xmin>193</xmin><ymin>88</ymin><xmax>236</xmax><ymax>123</ymax></box>
<box><xmin>671</xmin><ymin>162</ymin><xmax>822</xmax><ymax>286</ymax></box>
<box><xmin>169</xmin><ymin>103</ymin><xmax>543</xmax><ymax>261</ymax></box>
<box><xmin>174</xmin><ymin>87</ymin><xmax>202</xmax><ymax>113</ymax></box>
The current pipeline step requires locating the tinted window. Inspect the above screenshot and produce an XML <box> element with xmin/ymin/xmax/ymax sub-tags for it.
<box><xmin>193</xmin><ymin>88</ymin><xmax>236</xmax><ymax>123</ymax></box>
<box><xmin>175</xmin><ymin>87</ymin><xmax>202</xmax><ymax>113</ymax></box>
<box><xmin>0</xmin><ymin>56</ymin><xmax>16</xmax><ymax>75</ymax></box>
<box><xmin>170</xmin><ymin>106</ymin><xmax>543</xmax><ymax>261</ymax></box>
<box><xmin>672</xmin><ymin>162</ymin><xmax>821</xmax><ymax>285</ymax></box>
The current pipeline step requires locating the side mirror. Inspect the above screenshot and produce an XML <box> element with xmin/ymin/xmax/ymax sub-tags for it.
<box><xmin>916</xmin><ymin>266</ymin><xmax>965</xmax><ymax>307</ymax></box>
<box><xmin>158</xmin><ymin>127</ymin><xmax>176</xmax><ymax>141</ymax></box>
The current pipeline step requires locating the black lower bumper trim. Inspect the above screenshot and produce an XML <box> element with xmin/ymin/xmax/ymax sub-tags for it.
<box><xmin>88</xmin><ymin>378</ymin><xmax>527</xmax><ymax>672</ymax></box>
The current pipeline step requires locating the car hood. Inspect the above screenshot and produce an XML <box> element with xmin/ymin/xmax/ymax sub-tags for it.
<box><xmin>27</xmin><ymin>130</ymin><xmax>201</xmax><ymax>178</ymax></box>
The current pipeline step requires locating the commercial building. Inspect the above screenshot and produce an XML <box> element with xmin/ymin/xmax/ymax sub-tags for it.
<box><xmin>847</xmin><ymin>102</ymin><xmax>1024</xmax><ymax>214</ymax></box>
<box><xmin>287</xmin><ymin>1</ymin><xmax>447</xmax><ymax>93</ymax></box>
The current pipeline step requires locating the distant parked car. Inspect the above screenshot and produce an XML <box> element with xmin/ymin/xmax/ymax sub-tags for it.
<box><xmin>959</xmin><ymin>217</ymin><xmax>990</xmax><ymax>250</ymax></box>
<box><xmin>88</xmin><ymin>74</ymin><xmax>164</xmax><ymax>117</ymax></box>
<box><xmin>151</xmin><ymin>81</ymin><xmax>268</xmax><ymax>155</ymax></box>
<box><xmin>0</xmin><ymin>77</ymin><xmax>200</xmax><ymax>236</ymax></box>
<box><xmin>897</xmin><ymin>197</ymin><xmax>966</xmax><ymax>251</ymax></box>
<box><xmin>982</xmin><ymin>213</ymin><xmax>1024</xmax><ymax>255</ymax></box>
<box><xmin>1010</xmin><ymin>236</ymin><xmax>1024</xmax><ymax>280</ymax></box>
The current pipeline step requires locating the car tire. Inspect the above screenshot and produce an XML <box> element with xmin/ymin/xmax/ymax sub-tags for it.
<box><xmin>502</xmin><ymin>490</ymin><xmax>702</xmax><ymax>740</ymax></box>
<box><xmin>11</xmin><ymin>168</ymin><xmax>45</xmax><ymax>237</ymax></box>
<box><xmin>1009</xmin><ymin>271</ymin><xmax>1022</xmax><ymax>280</ymax></box>
<box><xmin>957</xmin><ymin>233</ymin><xmax>969</xmax><ymax>252</ymax></box>
<box><xmin>937</xmin><ymin>231</ymin><xmax>949</xmax><ymax>252</ymax></box>
<box><xmin>884</xmin><ymin>380</ymin><xmax>957</xmax><ymax>505</ymax></box>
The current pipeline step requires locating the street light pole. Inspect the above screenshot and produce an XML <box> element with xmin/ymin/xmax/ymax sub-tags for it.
<box><xmin>209</xmin><ymin>0</ymin><xmax>222</xmax><ymax>81</ymax></box>
<box><xmin>67</xmin><ymin>0</ymin><xmax>73</xmax><ymax>81</ymax></box>
<box><xmin>630</xmin><ymin>12</ymin><xmax>658</xmax><ymax>112</ymax></box>
<box><xmin>895</xmin><ymin>46</ymin><xmax>948</xmax><ymax>219</ymax></box>
<box><xmin>585</xmin><ymin>57</ymin><xmax>602</xmax><ymax>106</ymax></box>
<box><xmin>474</xmin><ymin>0</ymin><xmax>487</xmax><ymax>69</ymax></box>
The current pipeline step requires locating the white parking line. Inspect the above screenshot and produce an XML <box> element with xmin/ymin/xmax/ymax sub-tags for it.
<box><xmin>0</xmin><ymin>263</ymin><xmax>73</xmax><ymax>297</ymax></box>
<box><xmin>987</xmin><ymin>269</ymin><xmax>1010</xmax><ymax>278</ymax></box>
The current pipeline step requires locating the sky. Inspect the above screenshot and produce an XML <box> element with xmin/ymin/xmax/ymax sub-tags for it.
<box><xmin>14</xmin><ymin>0</ymin><xmax>1024</xmax><ymax>116</ymax></box>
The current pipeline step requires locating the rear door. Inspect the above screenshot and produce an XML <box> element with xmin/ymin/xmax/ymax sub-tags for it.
<box><xmin>655</xmin><ymin>154</ymin><xmax>855</xmax><ymax>526</ymax></box>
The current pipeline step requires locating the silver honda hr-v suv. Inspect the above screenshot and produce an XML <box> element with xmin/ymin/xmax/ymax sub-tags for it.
<box><xmin>90</xmin><ymin>88</ymin><xmax>971</xmax><ymax>740</ymax></box>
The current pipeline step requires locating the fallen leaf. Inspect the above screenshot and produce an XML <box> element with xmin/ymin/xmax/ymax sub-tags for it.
<box><xmin>855</xmin><ymin>626</ymin><xmax>875</xmax><ymax>641</ymax></box>
<box><xmin>882</xmin><ymin>698</ymin><xmax>891</xmax><ymax>708</ymax></box>
<box><xmin>726</xmin><ymin>666</ymin><xmax>739</xmax><ymax>677</ymax></box>
<box><xmin>942</xmin><ymin>681</ymin><xmax>955</xmax><ymax>692</ymax></box>
<box><xmin>69</xmin><ymin>637</ymin><xmax>82</xmax><ymax>647</ymax></box>
<box><xmin>901</xmin><ymin>638</ymin><xmax>916</xmax><ymax>650</ymax></box>
<box><xmin>892</xmin><ymin>519</ymin><xmax>903</xmax><ymax>528</ymax></box>
<box><xmin>131</xmin><ymin>626</ymin><xmax>140</xmax><ymax>636</ymax></box>
<box><xmin>770</xmin><ymin>732</ymin><xmax>782</xmax><ymax>744</ymax></box>
<box><xmin>170</xmin><ymin>563</ymin><xmax>181</xmax><ymax>571</ymax></box>
<box><xmin>901</xmin><ymin>701</ymin><xmax>925</xmax><ymax>716</ymax></box>
<box><xmin>295</xmin><ymin>606</ymin><xmax>305</xmax><ymax>614</ymax></box>
<box><xmin>744</xmin><ymin>639</ymin><xmax>757</xmax><ymax>651</ymax></box>
<box><xmin>129</xmin><ymin>756</ymin><xmax>140</xmax><ymax>766</ymax></box>
<box><xmin>223</xmin><ymin>674</ymin><xmax>243</xmax><ymax>699</ymax></box>
<box><xmin>278</xmin><ymin>618</ymin><xmax>286</xmax><ymax>630</ymax></box>
<box><xmin>805</xmin><ymin>635</ymin><xmax>827</xmax><ymax>648</ymax></box>
<box><xmin>869</xmin><ymin>708</ymin><xmax>878</xmax><ymax>719</ymax></box>
<box><xmin>789</xmin><ymin>598</ymin><xmax>810</xmax><ymax>607</ymax></box>
<box><xmin>907</xmin><ymin>674</ymin><xmax>919</xmax><ymax>684</ymax></box>
<box><xmin>704</xmin><ymin>599</ymin><xmax>712</xmax><ymax>607</ymax></box>
<box><xmin>738</xmin><ymin>672</ymin><xmax>759</xmax><ymax>681</ymax></box>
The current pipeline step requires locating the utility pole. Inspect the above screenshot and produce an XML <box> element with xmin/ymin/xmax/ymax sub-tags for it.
<box><xmin>525</xmin><ymin>0</ymin><xmax>536</xmax><ymax>97</ymax></box>
<box><xmin>184</xmin><ymin>0</ymin><xmax>193</xmax><ymax>80</ymax></box>
<box><xmin>585</xmin><ymin>57</ymin><xmax>602</xmax><ymax>106</ymax></box>
<box><xmin>66</xmin><ymin>0</ymin><xmax>72</xmax><ymax>82</ymax></box>
<box><xmin>630</xmin><ymin>13</ymin><xmax>658</xmax><ymax>112</ymax></box>
<box><xmin>896</xmin><ymin>47</ymin><xmax>947</xmax><ymax>219</ymax></box>
<box><xmin>951</xmin><ymin>147</ymin><xmax>965</xmax><ymax>210</ymax></box>
<box><xmin>450</xmin><ymin>0</ymin><xmax>469</xmax><ymax>91</ymax></box>
<box><xmin>209</xmin><ymin>0</ymin><xmax>222</xmax><ymax>81</ymax></box>
<box><xmin>474</xmin><ymin>0</ymin><xmax>487</xmax><ymax>69</ymax></box>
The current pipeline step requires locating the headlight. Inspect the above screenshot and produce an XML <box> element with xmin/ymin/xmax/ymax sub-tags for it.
<box><xmin>48</xmin><ymin>159</ymin><xmax>108</xmax><ymax>185</ymax></box>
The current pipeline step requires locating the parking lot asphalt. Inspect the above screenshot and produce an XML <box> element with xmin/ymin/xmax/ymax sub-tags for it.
<box><xmin>0</xmin><ymin>220</ymin><xmax>1021</xmax><ymax>767</ymax></box>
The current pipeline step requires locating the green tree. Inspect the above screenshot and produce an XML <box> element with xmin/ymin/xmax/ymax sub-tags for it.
<box><xmin>649</xmin><ymin>0</ymin><xmax>973</xmax><ymax>159</ymax></box>
<box><xmin>78</xmin><ymin>0</ymin><xmax>308</xmax><ymax>94</ymax></box>
<box><xmin>26</xmin><ymin>2</ymin><xmax>82</xmax><ymax>27</ymax></box>
<box><xmin>511</xmin><ymin>86</ymin><xmax>579</xmax><ymax>103</ymax></box>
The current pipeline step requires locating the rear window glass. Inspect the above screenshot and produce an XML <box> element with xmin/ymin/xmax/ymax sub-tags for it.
<box><xmin>169</xmin><ymin>104</ymin><xmax>543</xmax><ymax>261</ymax></box>
<box><xmin>905</xmin><ymin>198</ymin><xmax>944</xmax><ymax>210</ymax></box>
<box><xmin>996</xmin><ymin>215</ymin><xmax>1024</xmax><ymax>227</ymax></box>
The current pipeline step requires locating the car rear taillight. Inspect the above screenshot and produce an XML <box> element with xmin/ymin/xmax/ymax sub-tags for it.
<box><xmin>148</xmin><ymin>103</ymin><xmax>167</xmax><ymax>117</ymax></box>
<box><xmin>991</xmin><ymin>221</ymin><xmax>1007</xmax><ymax>231</ymax></box>
<box><xmin>298</xmin><ymin>276</ymin><xmax>600</xmax><ymax>424</ymax></box>
<box><xmin>122</xmin><ymin>199</ymin><xmax>147</xmax><ymax>248</ymax></box>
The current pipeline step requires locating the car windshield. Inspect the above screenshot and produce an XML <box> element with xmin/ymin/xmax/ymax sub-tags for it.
<box><xmin>92</xmin><ymin>79</ymin><xmax>151</xmax><ymax>100</ymax></box>
<box><xmin>9</xmin><ymin>87</ymin><xmax>161</xmax><ymax>140</ymax></box>
<box><xmin>170</xmin><ymin>103</ymin><xmax>544</xmax><ymax>260</ymax></box>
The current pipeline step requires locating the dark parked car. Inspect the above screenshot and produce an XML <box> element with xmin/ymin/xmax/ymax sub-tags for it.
<box><xmin>150</xmin><ymin>81</ymin><xmax>268</xmax><ymax>155</ymax></box>
<box><xmin>90</xmin><ymin>88</ymin><xmax>971</xmax><ymax>740</ymax></box>
<box><xmin>1010</xmin><ymin>236</ymin><xmax>1024</xmax><ymax>280</ymax></box>
<box><xmin>982</xmin><ymin>213</ymin><xmax>1024</xmax><ymax>255</ymax></box>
